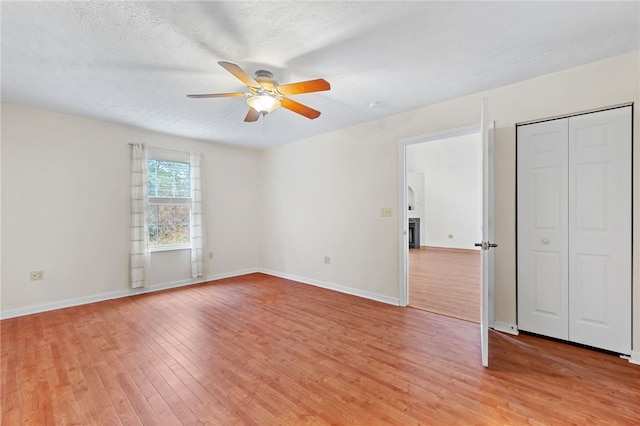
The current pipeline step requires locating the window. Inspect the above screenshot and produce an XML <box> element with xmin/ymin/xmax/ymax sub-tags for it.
<box><xmin>147</xmin><ymin>157</ymin><xmax>191</xmax><ymax>250</ymax></box>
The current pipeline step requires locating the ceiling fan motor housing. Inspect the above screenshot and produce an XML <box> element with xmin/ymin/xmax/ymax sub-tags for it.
<box><xmin>255</xmin><ymin>70</ymin><xmax>274</xmax><ymax>79</ymax></box>
<box><xmin>254</xmin><ymin>70</ymin><xmax>276</xmax><ymax>91</ymax></box>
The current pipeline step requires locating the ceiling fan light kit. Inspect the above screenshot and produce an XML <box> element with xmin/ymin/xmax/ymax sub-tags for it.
<box><xmin>246</xmin><ymin>95</ymin><xmax>281</xmax><ymax>114</ymax></box>
<box><xmin>188</xmin><ymin>61</ymin><xmax>330</xmax><ymax>122</ymax></box>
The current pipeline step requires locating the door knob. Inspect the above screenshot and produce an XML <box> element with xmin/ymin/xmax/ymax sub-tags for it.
<box><xmin>475</xmin><ymin>242</ymin><xmax>498</xmax><ymax>249</ymax></box>
<box><xmin>542</xmin><ymin>238</ymin><xmax>550</xmax><ymax>244</ymax></box>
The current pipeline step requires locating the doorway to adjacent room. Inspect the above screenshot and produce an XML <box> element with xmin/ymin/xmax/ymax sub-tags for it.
<box><xmin>404</xmin><ymin>131</ymin><xmax>482</xmax><ymax>322</ymax></box>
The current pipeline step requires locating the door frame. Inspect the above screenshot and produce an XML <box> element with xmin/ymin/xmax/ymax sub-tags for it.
<box><xmin>398</xmin><ymin>124</ymin><xmax>481</xmax><ymax>307</ymax></box>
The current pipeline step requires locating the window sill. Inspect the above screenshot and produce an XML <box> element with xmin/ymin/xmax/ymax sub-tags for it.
<box><xmin>150</xmin><ymin>244</ymin><xmax>191</xmax><ymax>253</ymax></box>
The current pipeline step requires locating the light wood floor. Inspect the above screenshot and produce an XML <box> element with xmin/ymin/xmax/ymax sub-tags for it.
<box><xmin>409</xmin><ymin>246</ymin><xmax>481</xmax><ymax>323</ymax></box>
<box><xmin>2</xmin><ymin>273</ymin><xmax>639</xmax><ymax>425</ymax></box>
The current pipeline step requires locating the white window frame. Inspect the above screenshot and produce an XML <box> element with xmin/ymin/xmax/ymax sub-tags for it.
<box><xmin>147</xmin><ymin>148</ymin><xmax>192</xmax><ymax>252</ymax></box>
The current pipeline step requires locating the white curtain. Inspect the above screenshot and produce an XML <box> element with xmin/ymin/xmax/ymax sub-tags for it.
<box><xmin>190</xmin><ymin>152</ymin><xmax>206</xmax><ymax>278</ymax></box>
<box><xmin>130</xmin><ymin>143</ymin><xmax>150</xmax><ymax>288</ymax></box>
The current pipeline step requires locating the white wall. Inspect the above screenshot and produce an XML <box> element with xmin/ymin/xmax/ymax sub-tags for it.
<box><xmin>1</xmin><ymin>104</ymin><xmax>260</xmax><ymax>315</ymax></box>
<box><xmin>407</xmin><ymin>133</ymin><xmax>482</xmax><ymax>249</ymax></box>
<box><xmin>258</xmin><ymin>129</ymin><xmax>399</xmax><ymax>301</ymax></box>
<box><xmin>258</xmin><ymin>51</ymin><xmax>640</xmax><ymax>353</ymax></box>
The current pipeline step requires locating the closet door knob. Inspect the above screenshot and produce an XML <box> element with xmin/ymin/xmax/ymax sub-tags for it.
<box><xmin>542</xmin><ymin>238</ymin><xmax>550</xmax><ymax>244</ymax></box>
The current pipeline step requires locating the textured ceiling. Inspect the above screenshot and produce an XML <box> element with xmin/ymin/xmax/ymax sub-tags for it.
<box><xmin>2</xmin><ymin>1</ymin><xmax>639</xmax><ymax>149</ymax></box>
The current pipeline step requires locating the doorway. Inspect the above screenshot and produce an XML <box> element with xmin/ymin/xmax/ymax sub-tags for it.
<box><xmin>403</xmin><ymin>130</ymin><xmax>483</xmax><ymax>322</ymax></box>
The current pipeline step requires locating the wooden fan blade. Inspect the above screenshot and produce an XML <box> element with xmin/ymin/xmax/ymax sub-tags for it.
<box><xmin>280</xmin><ymin>97</ymin><xmax>321</xmax><ymax>119</ymax></box>
<box><xmin>187</xmin><ymin>92</ymin><xmax>244</xmax><ymax>98</ymax></box>
<box><xmin>276</xmin><ymin>79</ymin><xmax>330</xmax><ymax>96</ymax></box>
<box><xmin>218</xmin><ymin>61</ymin><xmax>260</xmax><ymax>88</ymax></box>
<box><xmin>244</xmin><ymin>108</ymin><xmax>261</xmax><ymax>122</ymax></box>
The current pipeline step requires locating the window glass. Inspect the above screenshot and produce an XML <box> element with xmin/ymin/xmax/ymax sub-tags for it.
<box><xmin>147</xmin><ymin>159</ymin><xmax>190</xmax><ymax>198</ymax></box>
<box><xmin>147</xmin><ymin>159</ymin><xmax>192</xmax><ymax>249</ymax></box>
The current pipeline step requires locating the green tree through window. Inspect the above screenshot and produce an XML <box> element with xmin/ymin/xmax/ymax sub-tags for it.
<box><xmin>147</xmin><ymin>159</ymin><xmax>191</xmax><ymax>247</ymax></box>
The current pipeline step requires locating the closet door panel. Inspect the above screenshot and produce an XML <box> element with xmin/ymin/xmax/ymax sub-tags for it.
<box><xmin>573</xmin><ymin>254</ymin><xmax>608</xmax><ymax>323</ymax></box>
<box><xmin>517</xmin><ymin>119</ymin><xmax>569</xmax><ymax>340</ymax></box>
<box><xmin>568</xmin><ymin>107</ymin><xmax>631</xmax><ymax>354</ymax></box>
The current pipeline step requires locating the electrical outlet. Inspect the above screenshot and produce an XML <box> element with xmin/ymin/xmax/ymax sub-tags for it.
<box><xmin>324</xmin><ymin>256</ymin><xmax>331</xmax><ymax>264</ymax></box>
<box><xmin>381</xmin><ymin>208</ymin><xmax>393</xmax><ymax>217</ymax></box>
<box><xmin>208</xmin><ymin>252</ymin><xmax>213</xmax><ymax>259</ymax></box>
<box><xmin>30</xmin><ymin>270</ymin><xmax>44</xmax><ymax>281</ymax></box>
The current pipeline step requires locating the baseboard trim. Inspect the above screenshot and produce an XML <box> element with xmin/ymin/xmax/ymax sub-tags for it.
<box><xmin>0</xmin><ymin>268</ymin><xmax>259</xmax><ymax>320</ymax></box>
<box><xmin>492</xmin><ymin>321</ymin><xmax>519</xmax><ymax>335</ymax></box>
<box><xmin>629</xmin><ymin>350</ymin><xmax>640</xmax><ymax>365</ymax></box>
<box><xmin>258</xmin><ymin>268</ymin><xmax>400</xmax><ymax>306</ymax></box>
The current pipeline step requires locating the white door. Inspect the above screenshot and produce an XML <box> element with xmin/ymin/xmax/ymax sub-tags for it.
<box><xmin>568</xmin><ymin>107</ymin><xmax>631</xmax><ymax>354</ymax></box>
<box><xmin>517</xmin><ymin>119</ymin><xmax>569</xmax><ymax>340</ymax></box>
<box><xmin>479</xmin><ymin>98</ymin><xmax>495</xmax><ymax>367</ymax></box>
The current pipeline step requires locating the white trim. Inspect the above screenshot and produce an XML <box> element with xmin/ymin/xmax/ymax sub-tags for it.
<box><xmin>150</xmin><ymin>244</ymin><xmax>191</xmax><ymax>253</ymax></box>
<box><xmin>0</xmin><ymin>268</ymin><xmax>258</xmax><ymax>320</ymax></box>
<box><xmin>492</xmin><ymin>322</ymin><xmax>519</xmax><ymax>335</ymax></box>
<box><xmin>400</xmin><ymin>124</ymin><xmax>480</xmax><ymax>146</ymax></box>
<box><xmin>149</xmin><ymin>197</ymin><xmax>192</xmax><ymax>205</ymax></box>
<box><xmin>629</xmin><ymin>350</ymin><xmax>640</xmax><ymax>365</ymax></box>
<box><xmin>398</xmin><ymin>141</ymin><xmax>408</xmax><ymax>306</ymax></box>
<box><xmin>516</xmin><ymin>102</ymin><xmax>634</xmax><ymax>127</ymax></box>
<box><xmin>146</xmin><ymin>146</ymin><xmax>190</xmax><ymax>162</ymax></box>
<box><xmin>205</xmin><ymin>268</ymin><xmax>258</xmax><ymax>281</ymax></box>
<box><xmin>258</xmin><ymin>268</ymin><xmax>400</xmax><ymax>306</ymax></box>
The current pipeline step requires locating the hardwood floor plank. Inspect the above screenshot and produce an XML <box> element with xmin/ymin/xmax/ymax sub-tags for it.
<box><xmin>409</xmin><ymin>246</ymin><xmax>481</xmax><ymax>322</ymax></box>
<box><xmin>117</xmin><ymin>356</ymin><xmax>159</xmax><ymax>400</ymax></box>
<box><xmin>139</xmin><ymin>355</ymin><xmax>223</xmax><ymax>424</ymax></box>
<box><xmin>2</xmin><ymin>273</ymin><xmax>639</xmax><ymax>425</ymax></box>
<box><xmin>115</xmin><ymin>372</ymin><xmax>162</xmax><ymax>425</ymax></box>
<box><xmin>78</xmin><ymin>365</ymin><xmax>122</xmax><ymax>426</ymax></box>
<box><xmin>145</xmin><ymin>393</ymin><xmax>182</xmax><ymax>425</ymax></box>
<box><xmin>93</xmin><ymin>362</ymin><xmax>143</xmax><ymax>426</ymax></box>
<box><xmin>136</xmin><ymin>361</ymin><xmax>200</xmax><ymax>425</ymax></box>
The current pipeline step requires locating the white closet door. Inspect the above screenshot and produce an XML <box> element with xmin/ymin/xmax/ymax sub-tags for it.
<box><xmin>568</xmin><ymin>107</ymin><xmax>631</xmax><ymax>354</ymax></box>
<box><xmin>517</xmin><ymin>119</ymin><xmax>569</xmax><ymax>340</ymax></box>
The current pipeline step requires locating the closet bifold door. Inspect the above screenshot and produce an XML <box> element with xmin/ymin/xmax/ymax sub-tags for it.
<box><xmin>517</xmin><ymin>118</ymin><xmax>569</xmax><ymax>340</ymax></box>
<box><xmin>568</xmin><ymin>106</ymin><xmax>632</xmax><ymax>355</ymax></box>
<box><xmin>517</xmin><ymin>105</ymin><xmax>632</xmax><ymax>355</ymax></box>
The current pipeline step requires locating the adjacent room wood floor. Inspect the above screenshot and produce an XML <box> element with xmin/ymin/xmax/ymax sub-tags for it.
<box><xmin>2</xmin><ymin>273</ymin><xmax>639</xmax><ymax>425</ymax></box>
<box><xmin>409</xmin><ymin>246</ymin><xmax>481</xmax><ymax>323</ymax></box>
